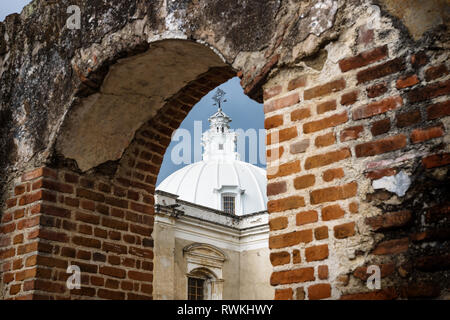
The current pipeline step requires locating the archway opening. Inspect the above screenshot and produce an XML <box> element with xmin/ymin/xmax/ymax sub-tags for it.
<box><xmin>152</xmin><ymin>77</ymin><xmax>272</xmax><ymax>300</ymax></box>
<box><xmin>3</xmin><ymin>38</ymin><xmax>270</xmax><ymax>300</ymax></box>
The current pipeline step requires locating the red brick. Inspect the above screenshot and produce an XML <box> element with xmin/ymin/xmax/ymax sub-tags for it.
<box><xmin>293</xmin><ymin>174</ymin><xmax>315</xmax><ymax>190</ymax></box>
<box><xmin>370</xmin><ymin>118</ymin><xmax>390</xmax><ymax>136</ymax></box>
<box><xmin>339</xmin><ymin>45</ymin><xmax>388</xmax><ymax>72</ymax></box>
<box><xmin>264</xmin><ymin>114</ymin><xmax>283</xmax><ymax>129</ymax></box>
<box><xmin>76</xmin><ymin>188</ymin><xmax>105</xmax><ymax>202</ymax></box>
<box><xmin>396</xmin><ymin>74</ymin><xmax>419</xmax><ymax>89</ymax></box>
<box><xmin>264</xmin><ymin>92</ymin><xmax>300</xmax><ymax>113</ymax></box>
<box><xmin>340</xmin><ymin>91</ymin><xmax>358</xmax><ymax>106</ymax></box>
<box><xmin>308</xmin><ymin>283</ymin><xmax>331</xmax><ymax>300</ymax></box>
<box><xmin>323</xmin><ymin>168</ymin><xmax>344</xmax><ymax>182</ymax></box>
<box><xmin>411</xmin><ymin>125</ymin><xmax>444</xmax><ymax>143</ymax></box>
<box><xmin>266</xmin><ymin>146</ymin><xmax>284</xmax><ymax>162</ymax></box>
<box><xmin>366</xmin><ymin>82</ymin><xmax>387</xmax><ymax>98</ymax></box>
<box><xmin>17</xmin><ymin>216</ymin><xmax>40</xmax><ymax>230</ymax></box>
<box><xmin>401</xmin><ymin>282</ymin><xmax>441</xmax><ymax>299</ymax></box>
<box><xmin>318</xmin><ymin>265</ymin><xmax>329</xmax><ymax>280</ymax></box>
<box><xmin>340</xmin><ymin>125</ymin><xmax>363</xmax><ymax>142</ymax></box>
<box><xmin>14</xmin><ymin>185</ymin><xmax>26</xmax><ymax>196</ymax></box>
<box><xmin>270</xmin><ymin>267</ymin><xmax>315</xmax><ymax>285</ymax></box>
<box><xmin>6</xmin><ymin>198</ymin><xmax>17</xmax><ymax>209</ymax></box>
<box><xmin>305</xmin><ymin>244</ymin><xmax>329</xmax><ymax>261</ymax></box>
<box><xmin>355</xmin><ymin>134</ymin><xmax>406</xmax><ymax>157</ymax></box>
<box><xmin>289</xmin><ymin>139</ymin><xmax>309</xmax><ymax>154</ymax></box>
<box><xmin>334</xmin><ymin>222</ymin><xmax>355</xmax><ymax>239</ymax></box>
<box><xmin>288</xmin><ymin>76</ymin><xmax>307</xmax><ymax>91</ymax></box>
<box><xmin>0</xmin><ymin>248</ymin><xmax>15</xmax><ymax>259</ymax></box>
<box><xmin>130</xmin><ymin>224</ymin><xmax>152</xmax><ymax>237</ymax></box>
<box><xmin>303</xmin><ymin>112</ymin><xmax>348</xmax><ymax>133</ymax></box>
<box><xmin>292</xmin><ymin>250</ymin><xmax>301</xmax><ymax>264</ymax></box>
<box><xmin>322</xmin><ymin>204</ymin><xmax>345</xmax><ymax>221</ymax></box>
<box><xmin>263</xmin><ymin>85</ymin><xmax>282</xmax><ymax>100</ymax></box>
<box><xmin>102</xmin><ymin>217</ymin><xmax>128</xmax><ymax>231</ymax></box>
<box><xmin>396</xmin><ymin>110</ymin><xmax>421</xmax><ymax>127</ymax></box>
<box><xmin>315</xmin><ymin>132</ymin><xmax>335</xmax><ymax>147</ymax></box>
<box><xmin>365</xmin><ymin>168</ymin><xmax>397</xmax><ymax>180</ymax></box>
<box><xmin>267</xmin><ymin>181</ymin><xmax>287</xmax><ymax>196</ymax></box>
<box><xmin>267</xmin><ymin>160</ymin><xmax>300</xmax><ymax>179</ymax></box>
<box><xmin>266</xmin><ymin>126</ymin><xmax>298</xmax><ymax>145</ymax></box>
<box><xmin>34</xmin><ymin>179</ymin><xmax>73</xmax><ymax>194</ymax></box>
<box><xmin>422</xmin><ymin>153</ymin><xmax>450</xmax><ymax>169</ymax></box>
<box><xmin>98</xmin><ymin>289</ymin><xmax>125</xmax><ymax>300</ymax></box>
<box><xmin>425</xmin><ymin>64</ymin><xmax>448</xmax><ymax>81</ymax></box>
<box><xmin>304</xmin><ymin>79</ymin><xmax>346</xmax><ymax>100</ymax></box>
<box><xmin>21</xmin><ymin>167</ymin><xmax>57</xmax><ymax>182</ymax></box>
<box><xmin>314</xmin><ymin>226</ymin><xmax>329</xmax><ymax>240</ymax></box>
<box><xmin>275</xmin><ymin>288</ymin><xmax>293</xmax><ymax>300</ymax></box>
<box><xmin>408</xmin><ymin>79</ymin><xmax>450</xmax><ymax>103</ymax></box>
<box><xmin>296</xmin><ymin>210</ymin><xmax>318</xmax><ymax>226</ymax></box>
<box><xmin>39</xmin><ymin>229</ymin><xmax>68</xmax><ymax>243</ymax></box>
<box><xmin>290</xmin><ymin>108</ymin><xmax>311</xmax><ymax>122</ymax></box>
<box><xmin>72</xmin><ymin>236</ymin><xmax>101</xmax><ymax>249</ymax></box>
<box><xmin>128</xmin><ymin>270</ymin><xmax>153</xmax><ymax>282</ymax></box>
<box><xmin>317</xmin><ymin>100</ymin><xmax>336</xmax><ymax>114</ymax></box>
<box><xmin>39</xmin><ymin>204</ymin><xmax>71</xmax><ymax>218</ymax></box>
<box><xmin>36</xmin><ymin>256</ymin><xmax>67</xmax><ymax>269</ymax></box>
<box><xmin>99</xmin><ymin>266</ymin><xmax>126</xmax><ymax>279</ymax></box>
<box><xmin>270</xmin><ymin>251</ymin><xmax>290</xmax><ymax>266</ymax></box>
<box><xmin>268</xmin><ymin>196</ymin><xmax>305</xmax><ymax>213</ymax></box>
<box><xmin>34</xmin><ymin>279</ymin><xmax>65</xmax><ymax>294</ymax></box>
<box><xmin>130</xmin><ymin>202</ymin><xmax>153</xmax><ymax>215</ymax></box>
<box><xmin>356</xmin><ymin>57</ymin><xmax>405</xmax><ymax>84</ymax></box>
<box><xmin>269</xmin><ymin>217</ymin><xmax>288</xmax><ymax>231</ymax></box>
<box><xmin>427</xmin><ymin>100</ymin><xmax>450</xmax><ymax>120</ymax></box>
<box><xmin>353</xmin><ymin>263</ymin><xmax>395</xmax><ymax>280</ymax></box>
<box><xmin>340</xmin><ymin>288</ymin><xmax>398</xmax><ymax>300</ymax></box>
<box><xmin>304</xmin><ymin>148</ymin><xmax>350</xmax><ymax>170</ymax></box>
<box><xmin>411</xmin><ymin>51</ymin><xmax>428</xmax><ymax>68</ymax></box>
<box><xmin>310</xmin><ymin>182</ymin><xmax>357</xmax><ymax>204</ymax></box>
<box><xmin>353</xmin><ymin>96</ymin><xmax>402</xmax><ymax>120</ymax></box>
<box><xmin>75</xmin><ymin>211</ymin><xmax>100</xmax><ymax>225</ymax></box>
<box><xmin>269</xmin><ymin>230</ymin><xmax>313</xmax><ymax>249</ymax></box>
<box><xmin>372</xmin><ymin>237</ymin><xmax>409</xmax><ymax>255</ymax></box>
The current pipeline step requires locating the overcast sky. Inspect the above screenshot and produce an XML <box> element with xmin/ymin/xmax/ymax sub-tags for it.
<box><xmin>1</xmin><ymin>1</ymin><xmax>265</xmax><ymax>186</ymax></box>
<box><xmin>0</xmin><ymin>0</ymin><xmax>31</xmax><ymax>21</ymax></box>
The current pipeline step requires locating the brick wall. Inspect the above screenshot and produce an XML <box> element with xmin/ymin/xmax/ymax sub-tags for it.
<box><xmin>264</xmin><ymin>15</ymin><xmax>449</xmax><ymax>299</ymax></box>
<box><xmin>1</xmin><ymin>10</ymin><xmax>449</xmax><ymax>301</ymax></box>
<box><xmin>0</xmin><ymin>67</ymin><xmax>234</xmax><ymax>300</ymax></box>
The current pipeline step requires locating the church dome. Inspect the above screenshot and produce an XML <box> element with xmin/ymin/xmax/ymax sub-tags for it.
<box><xmin>157</xmin><ymin>90</ymin><xmax>267</xmax><ymax>215</ymax></box>
<box><xmin>157</xmin><ymin>159</ymin><xmax>267</xmax><ymax>215</ymax></box>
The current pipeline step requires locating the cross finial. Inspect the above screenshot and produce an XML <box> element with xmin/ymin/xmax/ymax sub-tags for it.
<box><xmin>212</xmin><ymin>88</ymin><xmax>227</xmax><ymax>111</ymax></box>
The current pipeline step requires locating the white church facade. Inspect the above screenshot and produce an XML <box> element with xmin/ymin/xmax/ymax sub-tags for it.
<box><xmin>153</xmin><ymin>94</ymin><xmax>273</xmax><ymax>300</ymax></box>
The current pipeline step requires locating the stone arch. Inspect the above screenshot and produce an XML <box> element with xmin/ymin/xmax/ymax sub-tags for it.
<box><xmin>1</xmin><ymin>0</ymin><xmax>449</xmax><ymax>301</ymax></box>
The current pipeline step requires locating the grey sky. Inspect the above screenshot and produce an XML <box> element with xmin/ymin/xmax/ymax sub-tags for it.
<box><xmin>157</xmin><ymin>77</ymin><xmax>265</xmax><ymax>186</ymax></box>
<box><xmin>0</xmin><ymin>0</ymin><xmax>31</xmax><ymax>21</ymax></box>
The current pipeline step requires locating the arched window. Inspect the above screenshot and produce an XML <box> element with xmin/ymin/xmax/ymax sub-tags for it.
<box><xmin>184</xmin><ymin>244</ymin><xmax>226</xmax><ymax>300</ymax></box>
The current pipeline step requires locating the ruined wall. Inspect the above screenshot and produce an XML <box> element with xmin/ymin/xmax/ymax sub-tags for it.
<box><xmin>264</xmin><ymin>2</ymin><xmax>449</xmax><ymax>299</ymax></box>
<box><xmin>1</xmin><ymin>0</ymin><xmax>449</xmax><ymax>300</ymax></box>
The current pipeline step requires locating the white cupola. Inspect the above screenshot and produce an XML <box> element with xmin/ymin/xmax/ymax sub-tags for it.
<box><xmin>156</xmin><ymin>89</ymin><xmax>267</xmax><ymax>215</ymax></box>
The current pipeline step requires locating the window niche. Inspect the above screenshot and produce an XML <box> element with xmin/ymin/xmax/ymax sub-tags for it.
<box><xmin>183</xmin><ymin>243</ymin><xmax>226</xmax><ymax>300</ymax></box>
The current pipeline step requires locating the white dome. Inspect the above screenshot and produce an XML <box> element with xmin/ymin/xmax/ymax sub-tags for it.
<box><xmin>157</xmin><ymin>160</ymin><xmax>267</xmax><ymax>215</ymax></box>
<box><xmin>157</xmin><ymin>95</ymin><xmax>268</xmax><ymax>215</ymax></box>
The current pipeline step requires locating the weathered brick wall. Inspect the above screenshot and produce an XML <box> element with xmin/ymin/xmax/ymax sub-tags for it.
<box><xmin>264</xmin><ymin>9</ymin><xmax>449</xmax><ymax>300</ymax></box>
<box><xmin>0</xmin><ymin>67</ymin><xmax>234</xmax><ymax>300</ymax></box>
<box><xmin>1</xmin><ymin>0</ymin><xmax>448</xmax><ymax>301</ymax></box>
